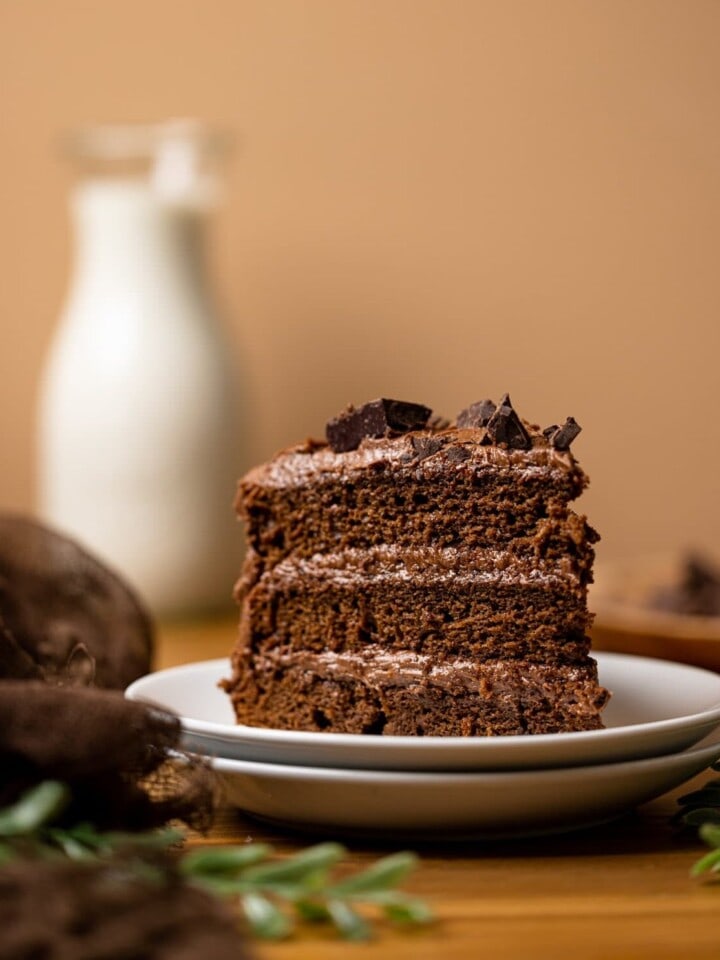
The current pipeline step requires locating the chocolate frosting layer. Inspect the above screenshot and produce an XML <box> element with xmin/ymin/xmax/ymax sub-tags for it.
<box><xmin>256</xmin><ymin>645</ymin><xmax>608</xmax><ymax>706</ymax></box>
<box><xmin>263</xmin><ymin>544</ymin><xmax>584</xmax><ymax>588</ymax></box>
<box><xmin>243</xmin><ymin>429</ymin><xmax>585</xmax><ymax>491</ymax></box>
<box><xmin>244</xmin><ymin>396</ymin><xmax>587</xmax><ymax>492</ymax></box>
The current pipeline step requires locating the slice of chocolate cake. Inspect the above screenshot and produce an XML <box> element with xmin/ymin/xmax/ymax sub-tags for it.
<box><xmin>222</xmin><ymin>395</ymin><xmax>609</xmax><ymax>736</ymax></box>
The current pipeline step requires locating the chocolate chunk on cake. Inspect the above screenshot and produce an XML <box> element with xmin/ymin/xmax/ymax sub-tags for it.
<box><xmin>222</xmin><ymin>396</ymin><xmax>609</xmax><ymax>736</ymax></box>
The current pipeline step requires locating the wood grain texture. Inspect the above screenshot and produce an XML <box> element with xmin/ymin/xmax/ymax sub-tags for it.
<box><xmin>157</xmin><ymin>618</ymin><xmax>720</xmax><ymax>959</ymax></box>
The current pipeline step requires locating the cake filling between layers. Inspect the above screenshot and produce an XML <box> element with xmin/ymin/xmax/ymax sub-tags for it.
<box><xmin>226</xmin><ymin>647</ymin><xmax>608</xmax><ymax>736</ymax></box>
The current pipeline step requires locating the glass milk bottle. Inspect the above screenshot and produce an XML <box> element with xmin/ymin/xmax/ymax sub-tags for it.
<box><xmin>38</xmin><ymin>122</ymin><xmax>242</xmax><ymax>616</ymax></box>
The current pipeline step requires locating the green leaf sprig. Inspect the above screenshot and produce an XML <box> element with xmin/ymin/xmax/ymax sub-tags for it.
<box><xmin>689</xmin><ymin>823</ymin><xmax>720</xmax><ymax>880</ymax></box>
<box><xmin>0</xmin><ymin>781</ymin><xmax>183</xmax><ymax>867</ymax></box>
<box><xmin>674</xmin><ymin>761</ymin><xmax>720</xmax><ymax>880</ymax></box>
<box><xmin>181</xmin><ymin>841</ymin><xmax>433</xmax><ymax>940</ymax></box>
<box><xmin>0</xmin><ymin>781</ymin><xmax>433</xmax><ymax>940</ymax></box>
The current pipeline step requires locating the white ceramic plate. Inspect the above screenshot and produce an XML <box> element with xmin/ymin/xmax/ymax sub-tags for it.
<box><xmin>212</xmin><ymin>732</ymin><xmax>720</xmax><ymax>838</ymax></box>
<box><xmin>125</xmin><ymin>652</ymin><xmax>720</xmax><ymax>771</ymax></box>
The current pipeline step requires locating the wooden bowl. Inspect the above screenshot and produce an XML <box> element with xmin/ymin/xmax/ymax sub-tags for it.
<box><xmin>590</xmin><ymin>555</ymin><xmax>720</xmax><ymax>673</ymax></box>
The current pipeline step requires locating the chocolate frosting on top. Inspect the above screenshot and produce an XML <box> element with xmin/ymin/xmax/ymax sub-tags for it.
<box><xmin>0</xmin><ymin>514</ymin><xmax>153</xmax><ymax>690</ymax></box>
<box><xmin>250</xmin><ymin>395</ymin><xmax>585</xmax><ymax>492</ymax></box>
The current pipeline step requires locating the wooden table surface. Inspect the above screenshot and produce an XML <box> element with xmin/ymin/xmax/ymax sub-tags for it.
<box><xmin>156</xmin><ymin>617</ymin><xmax>720</xmax><ymax>960</ymax></box>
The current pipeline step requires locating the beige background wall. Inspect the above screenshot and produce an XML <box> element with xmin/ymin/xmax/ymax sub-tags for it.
<box><xmin>1</xmin><ymin>0</ymin><xmax>719</xmax><ymax>569</ymax></box>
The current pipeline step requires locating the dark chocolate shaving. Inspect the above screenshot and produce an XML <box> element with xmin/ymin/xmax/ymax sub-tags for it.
<box><xmin>326</xmin><ymin>399</ymin><xmax>432</xmax><ymax>453</ymax></box>
<box><xmin>482</xmin><ymin>394</ymin><xmax>531</xmax><ymax>450</ymax></box>
<box><xmin>544</xmin><ymin>417</ymin><xmax>582</xmax><ymax>451</ymax></box>
<box><xmin>0</xmin><ymin>682</ymin><xmax>216</xmax><ymax>832</ymax></box>
<box><xmin>456</xmin><ymin>399</ymin><xmax>496</xmax><ymax>429</ymax></box>
<box><xmin>0</xmin><ymin>514</ymin><xmax>153</xmax><ymax>690</ymax></box>
<box><xmin>444</xmin><ymin>446</ymin><xmax>471</xmax><ymax>463</ymax></box>
<box><xmin>0</xmin><ymin>858</ymin><xmax>247</xmax><ymax>960</ymax></box>
<box><xmin>410</xmin><ymin>436</ymin><xmax>444</xmax><ymax>461</ymax></box>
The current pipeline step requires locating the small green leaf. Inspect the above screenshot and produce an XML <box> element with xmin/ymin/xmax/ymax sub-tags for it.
<box><xmin>180</xmin><ymin>844</ymin><xmax>272</xmax><ymax>876</ymax></box>
<box><xmin>242</xmin><ymin>892</ymin><xmax>293</xmax><ymax>939</ymax></box>
<box><xmin>381</xmin><ymin>896</ymin><xmax>435</xmax><ymax>924</ymax></box>
<box><xmin>52</xmin><ymin>833</ymin><xmax>96</xmax><ymax>861</ymax></box>
<box><xmin>0</xmin><ymin>782</ymin><xmax>70</xmax><ymax>836</ymax></box>
<box><xmin>327</xmin><ymin>899</ymin><xmax>372</xmax><ymax>941</ymax></box>
<box><xmin>329</xmin><ymin>852</ymin><xmax>418</xmax><ymax>895</ymax></box>
<box><xmin>294</xmin><ymin>899</ymin><xmax>332</xmax><ymax>922</ymax></box>
<box><xmin>187</xmin><ymin>875</ymin><xmax>250</xmax><ymax>897</ymax></box>
<box><xmin>258</xmin><ymin>877</ymin><xmax>327</xmax><ymax>899</ymax></box>
<box><xmin>690</xmin><ymin>848</ymin><xmax>720</xmax><ymax>878</ymax></box>
<box><xmin>103</xmin><ymin>828</ymin><xmax>185</xmax><ymax>850</ymax></box>
<box><xmin>61</xmin><ymin>823</ymin><xmax>111</xmax><ymax>851</ymax></box>
<box><xmin>699</xmin><ymin>822</ymin><xmax>720</xmax><ymax>848</ymax></box>
<box><xmin>45</xmin><ymin>824</ymin><xmax>184</xmax><ymax>860</ymax></box>
<box><xmin>242</xmin><ymin>843</ymin><xmax>345</xmax><ymax>885</ymax></box>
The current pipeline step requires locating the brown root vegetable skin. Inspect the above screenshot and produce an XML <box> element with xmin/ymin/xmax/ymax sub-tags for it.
<box><xmin>0</xmin><ymin>513</ymin><xmax>153</xmax><ymax>689</ymax></box>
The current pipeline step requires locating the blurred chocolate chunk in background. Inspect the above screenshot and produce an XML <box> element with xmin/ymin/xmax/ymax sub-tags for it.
<box><xmin>650</xmin><ymin>553</ymin><xmax>720</xmax><ymax>618</ymax></box>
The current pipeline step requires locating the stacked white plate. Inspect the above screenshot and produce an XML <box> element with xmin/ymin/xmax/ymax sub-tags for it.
<box><xmin>126</xmin><ymin>652</ymin><xmax>720</xmax><ymax>839</ymax></box>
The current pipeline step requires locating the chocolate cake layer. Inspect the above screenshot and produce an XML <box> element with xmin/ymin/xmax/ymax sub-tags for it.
<box><xmin>237</xmin><ymin>546</ymin><xmax>593</xmax><ymax>663</ymax></box>
<box><xmin>238</xmin><ymin>433</ymin><xmax>596</xmax><ymax>578</ymax></box>
<box><xmin>225</xmin><ymin>648</ymin><xmax>608</xmax><ymax>736</ymax></box>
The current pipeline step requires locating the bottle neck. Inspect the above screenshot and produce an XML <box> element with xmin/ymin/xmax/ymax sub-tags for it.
<box><xmin>68</xmin><ymin>179</ymin><xmax>208</xmax><ymax>301</ymax></box>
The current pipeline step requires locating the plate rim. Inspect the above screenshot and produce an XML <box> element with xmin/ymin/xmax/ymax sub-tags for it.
<box><xmin>209</xmin><ymin>729</ymin><xmax>720</xmax><ymax>784</ymax></box>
